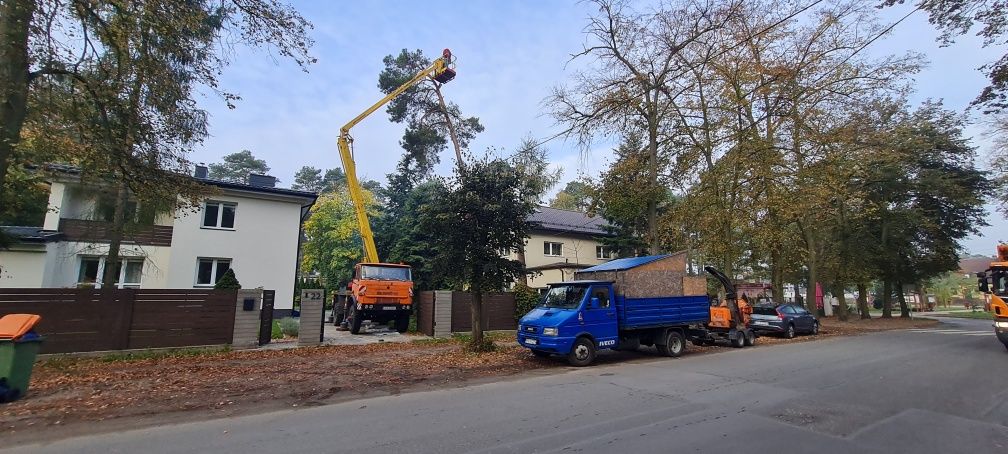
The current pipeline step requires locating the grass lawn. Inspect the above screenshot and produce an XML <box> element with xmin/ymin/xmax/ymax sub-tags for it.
<box><xmin>939</xmin><ymin>310</ymin><xmax>994</xmax><ymax>320</ymax></box>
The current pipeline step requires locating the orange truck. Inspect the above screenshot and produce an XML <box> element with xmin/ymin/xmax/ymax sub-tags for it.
<box><xmin>977</xmin><ymin>243</ymin><xmax>1008</xmax><ymax>350</ymax></box>
<box><xmin>346</xmin><ymin>263</ymin><xmax>413</xmax><ymax>334</ymax></box>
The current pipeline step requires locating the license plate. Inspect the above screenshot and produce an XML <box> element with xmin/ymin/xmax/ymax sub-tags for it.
<box><xmin>525</xmin><ymin>338</ymin><xmax>538</xmax><ymax>345</ymax></box>
<box><xmin>382</xmin><ymin>306</ymin><xmax>398</xmax><ymax>311</ymax></box>
<box><xmin>754</xmin><ymin>321</ymin><xmax>769</xmax><ymax>326</ymax></box>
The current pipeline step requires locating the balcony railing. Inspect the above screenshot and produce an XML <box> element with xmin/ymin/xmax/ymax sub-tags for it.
<box><xmin>58</xmin><ymin>218</ymin><xmax>173</xmax><ymax>247</ymax></box>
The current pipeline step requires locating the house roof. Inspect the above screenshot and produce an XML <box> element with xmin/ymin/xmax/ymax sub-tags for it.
<box><xmin>1</xmin><ymin>226</ymin><xmax>63</xmax><ymax>243</ymax></box>
<box><xmin>39</xmin><ymin>163</ymin><xmax>317</xmax><ymax>202</ymax></box>
<box><xmin>196</xmin><ymin>177</ymin><xmax>317</xmax><ymax>201</ymax></box>
<box><xmin>579</xmin><ymin>255</ymin><xmax>669</xmax><ymax>272</ymax></box>
<box><xmin>529</xmin><ymin>206</ymin><xmax>609</xmax><ymax>236</ymax></box>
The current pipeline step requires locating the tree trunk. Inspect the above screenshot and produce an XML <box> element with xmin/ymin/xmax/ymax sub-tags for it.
<box><xmin>433</xmin><ymin>86</ymin><xmax>465</xmax><ymax>174</ymax></box>
<box><xmin>857</xmin><ymin>282</ymin><xmax>871</xmax><ymax>320</ymax></box>
<box><xmin>794</xmin><ymin>281</ymin><xmax>803</xmax><ymax>306</ymax></box>
<box><xmin>882</xmin><ymin>280</ymin><xmax>893</xmax><ymax>318</ymax></box>
<box><xmin>0</xmin><ymin>0</ymin><xmax>36</xmax><ymax>202</ymax></box>
<box><xmin>102</xmin><ymin>184</ymin><xmax>130</xmax><ymax>287</ymax></box>
<box><xmin>834</xmin><ymin>281</ymin><xmax>848</xmax><ymax>321</ymax></box>
<box><xmin>897</xmin><ymin>281</ymin><xmax>910</xmax><ymax>318</ymax></box>
<box><xmin>646</xmin><ymin>106</ymin><xmax>659</xmax><ymax>255</ymax></box>
<box><xmin>805</xmin><ymin>252</ymin><xmax>818</xmax><ymax>312</ymax></box>
<box><xmin>516</xmin><ymin>242</ymin><xmax>528</xmax><ymax>286</ymax></box>
<box><xmin>469</xmin><ymin>289</ymin><xmax>485</xmax><ymax>352</ymax></box>
<box><xmin>771</xmin><ymin>249</ymin><xmax>784</xmax><ymax>305</ymax></box>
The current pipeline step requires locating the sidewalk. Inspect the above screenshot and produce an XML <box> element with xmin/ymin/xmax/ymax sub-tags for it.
<box><xmin>259</xmin><ymin>319</ymin><xmax>430</xmax><ymax>350</ymax></box>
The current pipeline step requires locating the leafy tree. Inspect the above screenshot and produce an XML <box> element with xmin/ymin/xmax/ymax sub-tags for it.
<box><xmin>214</xmin><ymin>268</ymin><xmax>242</xmax><ymax>290</ymax></box>
<box><xmin>511</xmin><ymin>136</ymin><xmax>562</xmax><ymax>204</ymax></box>
<box><xmin>594</xmin><ymin>135</ymin><xmax>662</xmax><ymax>257</ymax></box>
<box><xmin>861</xmin><ymin>102</ymin><xmax>992</xmax><ymax>317</ymax></box>
<box><xmin>0</xmin><ymin>162</ymin><xmax>47</xmax><ymax>229</ymax></box>
<box><xmin>292</xmin><ymin>166</ymin><xmax>323</xmax><ymax>192</ymax></box>
<box><xmin>419</xmin><ymin>154</ymin><xmax>537</xmax><ymax>352</ymax></box>
<box><xmin>0</xmin><ymin>0</ymin><xmax>313</xmax><ymax>225</ymax></box>
<box><xmin>301</xmin><ymin>187</ymin><xmax>376</xmax><ymax>289</ymax></box>
<box><xmin>209</xmin><ymin>150</ymin><xmax>270</xmax><ymax>183</ymax></box>
<box><xmin>549</xmin><ymin>180</ymin><xmax>593</xmax><ymax>212</ymax></box>
<box><xmin>379</xmin><ymin>49</ymin><xmax>484</xmax><ymax>170</ymax></box>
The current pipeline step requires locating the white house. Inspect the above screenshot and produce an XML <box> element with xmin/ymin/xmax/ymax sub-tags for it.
<box><xmin>0</xmin><ymin>165</ymin><xmax>316</xmax><ymax>314</ymax></box>
<box><xmin>508</xmin><ymin>206</ymin><xmax>616</xmax><ymax>290</ymax></box>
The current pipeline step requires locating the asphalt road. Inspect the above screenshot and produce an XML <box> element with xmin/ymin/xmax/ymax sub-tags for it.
<box><xmin>6</xmin><ymin>317</ymin><xmax>1008</xmax><ymax>454</ymax></box>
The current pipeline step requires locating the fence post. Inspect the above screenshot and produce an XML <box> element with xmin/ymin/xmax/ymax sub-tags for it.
<box><xmin>232</xmin><ymin>289</ymin><xmax>261</xmax><ymax>349</ymax></box>
<box><xmin>433</xmin><ymin>290</ymin><xmax>453</xmax><ymax>338</ymax></box>
<box><xmin>115</xmin><ymin>289</ymin><xmax>136</xmax><ymax>350</ymax></box>
<box><xmin>298</xmin><ymin>289</ymin><xmax>324</xmax><ymax>346</ymax></box>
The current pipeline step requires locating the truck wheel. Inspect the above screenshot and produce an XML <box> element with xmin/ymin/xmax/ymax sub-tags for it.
<box><xmin>730</xmin><ymin>330</ymin><xmax>745</xmax><ymax>348</ymax></box>
<box><xmin>784</xmin><ymin>324</ymin><xmax>795</xmax><ymax>339</ymax></box>
<box><xmin>532</xmin><ymin>350</ymin><xmax>551</xmax><ymax>358</ymax></box>
<box><xmin>657</xmin><ymin>331</ymin><xmax>685</xmax><ymax>357</ymax></box>
<box><xmin>394</xmin><ymin>314</ymin><xmax>410</xmax><ymax>333</ymax></box>
<box><xmin>567</xmin><ymin>337</ymin><xmax>596</xmax><ymax>367</ymax></box>
<box><xmin>349</xmin><ymin>304</ymin><xmax>363</xmax><ymax>334</ymax></box>
<box><xmin>743</xmin><ymin>330</ymin><xmax>755</xmax><ymax>346</ymax></box>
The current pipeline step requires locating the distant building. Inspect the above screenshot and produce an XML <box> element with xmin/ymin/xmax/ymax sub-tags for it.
<box><xmin>0</xmin><ymin>165</ymin><xmax>316</xmax><ymax>313</ymax></box>
<box><xmin>507</xmin><ymin>206</ymin><xmax>615</xmax><ymax>290</ymax></box>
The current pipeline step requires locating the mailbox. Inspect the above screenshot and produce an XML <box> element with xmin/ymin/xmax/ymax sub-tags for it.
<box><xmin>243</xmin><ymin>298</ymin><xmax>256</xmax><ymax>311</ymax></box>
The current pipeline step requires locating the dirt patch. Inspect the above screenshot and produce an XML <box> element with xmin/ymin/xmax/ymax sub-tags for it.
<box><xmin>1</xmin><ymin>317</ymin><xmax>934</xmax><ymax>443</ymax></box>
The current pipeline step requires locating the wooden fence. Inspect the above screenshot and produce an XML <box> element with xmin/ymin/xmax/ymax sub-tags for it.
<box><xmin>416</xmin><ymin>291</ymin><xmax>517</xmax><ymax>336</ymax></box>
<box><xmin>0</xmin><ymin>288</ymin><xmax>238</xmax><ymax>354</ymax></box>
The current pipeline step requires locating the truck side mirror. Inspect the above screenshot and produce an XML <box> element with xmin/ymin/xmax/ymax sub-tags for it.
<box><xmin>977</xmin><ymin>272</ymin><xmax>989</xmax><ymax>293</ymax></box>
<box><xmin>590</xmin><ymin>297</ymin><xmax>600</xmax><ymax>309</ymax></box>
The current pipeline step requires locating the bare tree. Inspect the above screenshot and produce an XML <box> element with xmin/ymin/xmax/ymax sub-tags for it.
<box><xmin>549</xmin><ymin>0</ymin><xmax>741</xmax><ymax>254</ymax></box>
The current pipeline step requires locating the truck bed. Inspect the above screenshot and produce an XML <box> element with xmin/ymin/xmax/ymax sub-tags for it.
<box><xmin>617</xmin><ymin>295</ymin><xmax>710</xmax><ymax>330</ymax></box>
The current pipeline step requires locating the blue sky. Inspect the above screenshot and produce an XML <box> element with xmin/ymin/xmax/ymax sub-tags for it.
<box><xmin>189</xmin><ymin>0</ymin><xmax>1006</xmax><ymax>255</ymax></box>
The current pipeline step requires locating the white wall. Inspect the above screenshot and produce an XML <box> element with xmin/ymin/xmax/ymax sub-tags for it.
<box><xmin>166</xmin><ymin>193</ymin><xmax>304</xmax><ymax>309</ymax></box>
<box><xmin>520</xmin><ymin>231</ymin><xmax>609</xmax><ymax>268</ymax></box>
<box><xmin>0</xmin><ymin>249</ymin><xmax>47</xmax><ymax>288</ymax></box>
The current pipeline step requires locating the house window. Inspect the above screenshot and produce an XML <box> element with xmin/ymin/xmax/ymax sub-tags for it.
<box><xmin>77</xmin><ymin>257</ymin><xmax>144</xmax><ymax>289</ymax></box>
<box><xmin>543</xmin><ymin>241</ymin><xmax>563</xmax><ymax>257</ymax></box>
<box><xmin>596</xmin><ymin>246</ymin><xmax>616</xmax><ymax>260</ymax></box>
<box><xmin>202</xmin><ymin>201</ymin><xmax>236</xmax><ymax>229</ymax></box>
<box><xmin>196</xmin><ymin>258</ymin><xmax>231</xmax><ymax>286</ymax></box>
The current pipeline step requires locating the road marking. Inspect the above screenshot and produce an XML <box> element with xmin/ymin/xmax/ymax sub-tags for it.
<box><xmin>905</xmin><ymin>328</ymin><xmax>992</xmax><ymax>337</ymax></box>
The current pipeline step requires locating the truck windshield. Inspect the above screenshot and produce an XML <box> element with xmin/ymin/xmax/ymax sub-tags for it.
<box><xmin>360</xmin><ymin>265</ymin><xmax>411</xmax><ymax>281</ymax></box>
<box><xmin>994</xmin><ymin>270</ymin><xmax>1007</xmax><ymax>296</ymax></box>
<box><xmin>540</xmin><ymin>285</ymin><xmax>588</xmax><ymax>309</ymax></box>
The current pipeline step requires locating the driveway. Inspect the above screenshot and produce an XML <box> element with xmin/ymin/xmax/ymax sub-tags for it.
<box><xmin>6</xmin><ymin>317</ymin><xmax>1007</xmax><ymax>453</ymax></box>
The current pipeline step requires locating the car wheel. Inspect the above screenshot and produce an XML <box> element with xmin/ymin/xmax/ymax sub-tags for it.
<box><xmin>731</xmin><ymin>331</ymin><xmax>745</xmax><ymax>348</ymax></box>
<box><xmin>743</xmin><ymin>330</ymin><xmax>755</xmax><ymax>346</ymax></box>
<box><xmin>394</xmin><ymin>313</ymin><xmax>410</xmax><ymax>333</ymax></box>
<box><xmin>811</xmin><ymin>321</ymin><xmax>820</xmax><ymax>335</ymax></box>
<box><xmin>567</xmin><ymin>337</ymin><xmax>597</xmax><ymax>367</ymax></box>
<box><xmin>532</xmin><ymin>350</ymin><xmax>551</xmax><ymax>358</ymax></box>
<box><xmin>657</xmin><ymin>331</ymin><xmax>685</xmax><ymax>357</ymax></box>
<box><xmin>784</xmin><ymin>324</ymin><xmax>795</xmax><ymax>339</ymax></box>
<box><xmin>349</xmin><ymin>304</ymin><xmax>363</xmax><ymax>334</ymax></box>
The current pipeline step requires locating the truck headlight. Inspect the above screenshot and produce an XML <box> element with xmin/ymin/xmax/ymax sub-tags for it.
<box><xmin>995</xmin><ymin>321</ymin><xmax>1008</xmax><ymax>329</ymax></box>
<box><xmin>542</xmin><ymin>327</ymin><xmax>558</xmax><ymax>336</ymax></box>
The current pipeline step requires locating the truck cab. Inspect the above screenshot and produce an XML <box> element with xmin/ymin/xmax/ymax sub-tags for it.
<box><xmin>518</xmin><ymin>281</ymin><xmax>618</xmax><ymax>363</ymax></box>
<box><xmin>346</xmin><ymin>263</ymin><xmax>413</xmax><ymax>334</ymax></box>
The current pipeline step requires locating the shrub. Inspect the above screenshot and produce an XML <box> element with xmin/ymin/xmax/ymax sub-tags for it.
<box><xmin>278</xmin><ymin>317</ymin><xmax>299</xmax><ymax>337</ymax></box>
<box><xmin>514</xmin><ymin>283</ymin><xmax>540</xmax><ymax>320</ymax></box>
<box><xmin>215</xmin><ymin>268</ymin><xmax>241</xmax><ymax>289</ymax></box>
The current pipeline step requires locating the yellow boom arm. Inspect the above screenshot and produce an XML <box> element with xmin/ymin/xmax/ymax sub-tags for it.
<box><xmin>337</xmin><ymin>50</ymin><xmax>455</xmax><ymax>263</ymax></box>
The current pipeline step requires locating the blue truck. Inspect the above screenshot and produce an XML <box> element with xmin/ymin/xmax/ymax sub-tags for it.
<box><xmin>517</xmin><ymin>255</ymin><xmax>753</xmax><ymax>366</ymax></box>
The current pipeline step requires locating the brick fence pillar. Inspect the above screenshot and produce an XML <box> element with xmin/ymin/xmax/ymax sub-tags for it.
<box><xmin>232</xmin><ymin>289</ymin><xmax>262</xmax><ymax>349</ymax></box>
<box><xmin>298</xmin><ymin>289</ymin><xmax>324</xmax><ymax>346</ymax></box>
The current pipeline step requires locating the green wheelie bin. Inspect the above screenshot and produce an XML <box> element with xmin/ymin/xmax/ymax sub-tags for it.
<box><xmin>0</xmin><ymin>314</ymin><xmax>43</xmax><ymax>403</ymax></box>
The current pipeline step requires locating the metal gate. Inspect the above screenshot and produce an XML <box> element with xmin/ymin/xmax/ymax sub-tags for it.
<box><xmin>259</xmin><ymin>290</ymin><xmax>275</xmax><ymax>346</ymax></box>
